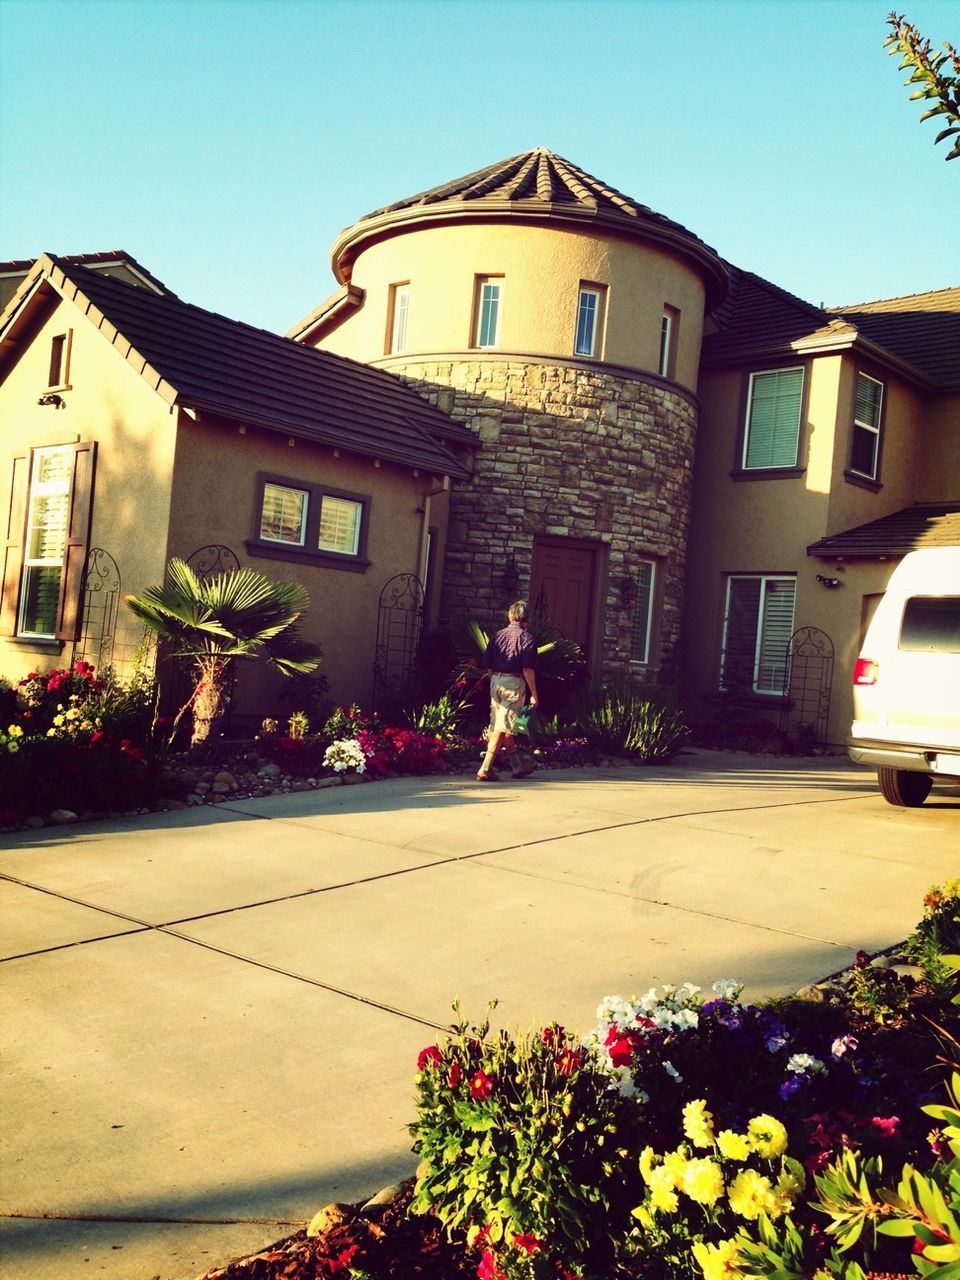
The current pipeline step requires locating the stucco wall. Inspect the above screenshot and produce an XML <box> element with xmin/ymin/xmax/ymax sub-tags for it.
<box><xmin>0</xmin><ymin>293</ymin><xmax>176</xmax><ymax>686</ymax></box>
<box><xmin>319</xmin><ymin>221</ymin><xmax>707</xmax><ymax>391</ymax></box>
<box><xmin>165</xmin><ymin>416</ymin><xmax>436</xmax><ymax>718</ymax></box>
<box><xmin>915</xmin><ymin>390</ymin><xmax>960</xmax><ymax>501</ymax></box>
<box><xmin>389</xmin><ymin>355</ymin><xmax>699</xmax><ymax>685</ymax></box>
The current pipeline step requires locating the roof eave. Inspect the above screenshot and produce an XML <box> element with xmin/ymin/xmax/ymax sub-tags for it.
<box><xmin>286</xmin><ymin>283</ymin><xmax>365</xmax><ymax>343</ymax></box>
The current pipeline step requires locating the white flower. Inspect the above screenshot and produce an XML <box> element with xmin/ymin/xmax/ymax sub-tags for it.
<box><xmin>786</xmin><ymin>1052</ymin><xmax>826</xmax><ymax>1076</ymax></box>
<box><xmin>712</xmin><ymin>978</ymin><xmax>742</xmax><ymax>1000</ymax></box>
<box><xmin>677</xmin><ymin>982</ymin><xmax>702</xmax><ymax>1000</ymax></box>
<box><xmin>323</xmin><ymin>738</ymin><xmax>367</xmax><ymax>774</ymax></box>
<box><xmin>673</xmin><ymin>1008</ymin><xmax>699</xmax><ymax>1032</ymax></box>
<box><xmin>663</xmin><ymin>1060</ymin><xmax>683</xmax><ymax>1082</ymax></box>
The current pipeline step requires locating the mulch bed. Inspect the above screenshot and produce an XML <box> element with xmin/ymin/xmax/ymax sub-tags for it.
<box><xmin>199</xmin><ymin>1181</ymin><xmax>473</xmax><ymax>1280</ymax></box>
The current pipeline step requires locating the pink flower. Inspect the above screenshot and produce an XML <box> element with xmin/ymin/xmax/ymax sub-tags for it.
<box><xmin>513</xmin><ymin>1233</ymin><xmax>541</xmax><ymax>1254</ymax></box>
<box><xmin>469</xmin><ymin>1070</ymin><xmax>495</xmax><ymax>1101</ymax></box>
<box><xmin>477</xmin><ymin>1248</ymin><xmax>507</xmax><ymax>1280</ymax></box>
<box><xmin>417</xmin><ymin>1045</ymin><xmax>442</xmax><ymax>1071</ymax></box>
<box><xmin>871</xmin><ymin>1115</ymin><xmax>900</xmax><ymax>1140</ymax></box>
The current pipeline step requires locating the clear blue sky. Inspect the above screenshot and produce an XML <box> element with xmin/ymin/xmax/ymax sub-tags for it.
<box><xmin>1</xmin><ymin>0</ymin><xmax>957</xmax><ymax>334</ymax></box>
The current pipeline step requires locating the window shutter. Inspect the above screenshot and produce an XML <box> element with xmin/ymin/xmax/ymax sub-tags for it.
<box><xmin>721</xmin><ymin>577</ymin><xmax>761</xmax><ymax>690</ymax></box>
<box><xmin>1</xmin><ymin>454</ymin><xmax>29</xmax><ymax>636</ymax></box>
<box><xmin>756</xmin><ymin>579</ymin><xmax>796</xmax><ymax>693</ymax></box>
<box><xmin>855</xmin><ymin>373</ymin><xmax>882</xmax><ymax>427</ymax></box>
<box><xmin>56</xmin><ymin>441</ymin><xmax>97</xmax><ymax>641</ymax></box>
<box><xmin>745</xmin><ymin>369</ymin><xmax>803</xmax><ymax>468</ymax></box>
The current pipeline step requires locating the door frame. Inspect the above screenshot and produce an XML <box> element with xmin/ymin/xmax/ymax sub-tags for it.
<box><xmin>529</xmin><ymin>534</ymin><xmax>607</xmax><ymax>676</ymax></box>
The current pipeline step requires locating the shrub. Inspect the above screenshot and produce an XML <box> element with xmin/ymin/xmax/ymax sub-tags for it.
<box><xmin>406</xmin><ymin>691</ymin><xmax>473</xmax><ymax>740</ymax></box>
<box><xmin>565</xmin><ymin>677</ymin><xmax>688</xmax><ymax>761</ymax></box>
<box><xmin>357</xmin><ymin>726</ymin><xmax>447</xmax><ymax>776</ymax></box>
<box><xmin>905</xmin><ymin>879</ymin><xmax>960</xmax><ymax>1000</ymax></box>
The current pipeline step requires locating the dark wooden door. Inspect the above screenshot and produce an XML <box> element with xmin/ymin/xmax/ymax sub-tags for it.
<box><xmin>529</xmin><ymin>538</ymin><xmax>597</xmax><ymax>654</ymax></box>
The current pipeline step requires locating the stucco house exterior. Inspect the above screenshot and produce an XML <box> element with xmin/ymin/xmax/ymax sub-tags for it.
<box><xmin>0</xmin><ymin>253</ymin><xmax>472</xmax><ymax>726</ymax></box>
<box><xmin>290</xmin><ymin>148</ymin><xmax>960</xmax><ymax>747</ymax></box>
<box><xmin>3</xmin><ymin>150</ymin><xmax>958</xmax><ymax>746</ymax></box>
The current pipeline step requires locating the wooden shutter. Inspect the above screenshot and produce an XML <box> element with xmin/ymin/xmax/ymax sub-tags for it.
<box><xmin>1</xmin><ymin>454</ymin><xmax>29</xmax><ymax>636</ymax></box>
<box><xmin>56</xmin><ymin>441</ymin><xmax>97</xmax><ymax>641</ymax></box>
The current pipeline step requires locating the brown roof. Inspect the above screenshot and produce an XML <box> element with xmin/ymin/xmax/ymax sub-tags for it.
<box><xmin>703</xmin><ymin>266</ymin><xmax>844</xmax><ymax>362</ymax></box>
<box><xmin>807</xmin><ymin>503</ymin><xmax>960</xmax><ymax>558</ymax></box>
<box><xmin>2</xmin><ymin>256</ymin><xmax>473</xmax><ymax>478</ymax></box>
<box><xmin>828</xmin><ymin>288</ymin><xmax>960</xmax><ymax>390</ymax></box>
<box><xmin>330</xmin><ymin>148</ymin><xmax>729</xmax><ymax>307</ymax></box>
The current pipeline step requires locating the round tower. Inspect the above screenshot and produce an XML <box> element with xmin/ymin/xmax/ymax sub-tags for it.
<box><xmin>293</xmin><ymin>148</ymin><xmax>728</xmax><ymax>682</ymax></box>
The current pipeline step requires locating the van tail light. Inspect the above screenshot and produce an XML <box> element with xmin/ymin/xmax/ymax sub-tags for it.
<box><xmin>853</xmin><ymin>658</ymin><xmax>879</xmax><ymax>686</ymax></box>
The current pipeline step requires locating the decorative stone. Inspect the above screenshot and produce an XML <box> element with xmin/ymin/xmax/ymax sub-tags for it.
<box><xmin>360</xmin><ymin>1183</ymin><xmax>406</xmax><ymax>1220</ymax></box>
<box><xmin>213</xmin><ymin>770</ymin><xmax>237</xmax><ymax>788</ymax></box>
<box><xmin>258</xmin><ymin>762</ymin><xmax>282</xmax><ymax>779</ymax></box>
<box><xmin>24</xmin><ymin>815</ymin><xmax>45</xmax><ymax>829</ymax></box>
<box><xmin>306</xmin><ymin>1203</ymin><xmax>355</xmax><ymax>1237</ymax></box>
<box><xmin>48</xmin><ymin>809</ymin><xmax>78</xmax><ymax>825</ymax></box>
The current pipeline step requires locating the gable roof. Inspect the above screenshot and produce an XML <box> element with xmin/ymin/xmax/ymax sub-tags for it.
<box><xmin>0</xmin><ymin>255</ymin><xmax>473</xmax><ymax>478</ymax></box>
<box><xmin>828</xmin><ymin>288</ymin><xmax>960</xmax><ymax>390</ymax></box>
<box><xmin>704</xmin><ymin>268</ymin><xmax>960</xmax><ymax>392</ymax></box>
<box><xmin>0</xmin><ymin>250</ymin><xmax>173</xmax><ymax>305</ymax></box>
<box><xmin>807</xmin><ymin>503</ymin><xmax>960</xmax><ymax>558</ymax></box>
<box><xmin>329</xmin><ymin>148</ymin><xmax>729</xmax><ymax>308</ymax></box>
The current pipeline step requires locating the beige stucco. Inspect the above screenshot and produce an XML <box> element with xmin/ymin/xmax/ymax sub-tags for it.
<box><xmin>315</xmin><ymin>221</ymin><xmax>707</xmax><ymax>392</ymax></box>
<box><xmin>0</xmin><ymin>292</ymin><xmax>177</xmax><ymax>683</ymax></box>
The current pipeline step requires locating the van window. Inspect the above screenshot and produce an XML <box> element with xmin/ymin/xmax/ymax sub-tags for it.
<box><xmin>899</xmin><ymin>597</ymin><xmax>960</xmax><ymax>653</ymax></box>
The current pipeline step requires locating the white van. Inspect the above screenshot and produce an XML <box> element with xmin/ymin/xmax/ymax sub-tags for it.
<box><xmin>849</xmin><ymin>545</ymin><xmax>960</xmax><ymax>806</ymax></box>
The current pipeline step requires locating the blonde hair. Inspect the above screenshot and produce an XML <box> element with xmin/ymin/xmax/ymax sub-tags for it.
<box><xmin>508</xmin><ymin>600</ymin><xmax>529</xmax><ymax>623</ymax></box>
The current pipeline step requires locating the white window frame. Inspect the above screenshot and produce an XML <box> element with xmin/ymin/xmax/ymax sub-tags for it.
<box><xmin>850</xmin><ymin>371</ymin><xmax>883</xmax><ymax>480</ymax></box>
<box><xmin>390</xmin><ymin>283</ymin><xmax>410</xmax><ymax>355</ymax></box>
<box><xmin>630</xmin><ymin>559</ymin><xmax>657</xmax><ymax>663</ymax></box>
<box><xmin>17</xmin><ymin>444</ymin><xmax>72</xmax><ymax>638</ymax></box>
<box><xmin>475</xmin><ymin>277</ymin><xmax>502</xmax><ymax>349</ymax></box>
<box><xmin>575</xmin><ymin>286</ymin><xmax>602</xmax><ymax>357</ymax></box>
<box><xmin>720</xmin><ymin>574</ymin><xmax>796</xmax><ymax>695</ymax></box>
<box><xmin>742</xmin><ymin>367</ymin><xmax>804</xmax><ymax>471</ymax></box>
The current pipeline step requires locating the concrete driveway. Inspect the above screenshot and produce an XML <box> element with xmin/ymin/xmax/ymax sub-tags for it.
<box><xmin>1</xmin><ymin>751</ymin><xmax>956</xmax><ymax>1280</ymax></box>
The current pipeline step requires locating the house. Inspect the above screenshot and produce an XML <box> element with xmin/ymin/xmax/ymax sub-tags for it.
<box><xmin>291</xmin><ymin>148</ymin><xmax>960</xmax><ymax>747</ymax></box>
<box><xmin>0</xmin><ymin>253</ymin><xmax>473</xmax><ymax>728</ymax></box>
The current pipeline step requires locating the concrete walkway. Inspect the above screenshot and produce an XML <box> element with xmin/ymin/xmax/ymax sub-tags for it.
<box><xmin>1</xmin><ymin>751</ymin><xmax>956</xmax><ymax>1280</ymax></box>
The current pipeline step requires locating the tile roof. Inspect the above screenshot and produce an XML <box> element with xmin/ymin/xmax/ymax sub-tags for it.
<box><xmin>704</xmin><ymin>270</ymin><xmax>960</xmax><ymax>391</ymax></box>
<box><xmin>0</xmin><ymin>250</ymin><xmax>173</xmax><ymax>296</ymax></box>
<box><xmin>331</xmin><ymin>148</ymin><xmax>728</xmax><ymax>307</ymax></box>
<box><xmin>828</xmin><ymin>288</ymin><xmax>960</xmax><ymax>390</ymax></box>
<box><xmin>6</xmin><ymin>256</ymin><xmax>472</xmax><ymax>477</ymax></box>
<box><xmin>807</xmin><ymin>503</ymin><xmax>960</xmax><ymax>558</ymax></box>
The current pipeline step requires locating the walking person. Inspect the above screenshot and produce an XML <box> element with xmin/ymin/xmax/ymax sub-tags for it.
<box><xmin>477</xmin><ymin>600</ymin><xmax>539</xmax><ymax>781</ymax></box>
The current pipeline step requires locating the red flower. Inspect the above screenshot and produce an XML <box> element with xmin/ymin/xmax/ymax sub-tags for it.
<box><xmin>513</xmin><ymin>1233</ymin><xmax>541</xmax><ymax>1254</ymax></box>
<box><xmin>469</xmin><ymin>1070</ymin><xmax>495</xmax><ymax>1101</ymax></box>
<box><xmin>477</xmin><ymin>1248</ymin><xmax>507</xmax><ymax>1280</ymax></box>
<box><xmin>557</xmin><ymin>1048</ymin><xmax>582</xmax><ymax>1077</ymax></box>
<box><xmin>448</xmin><ymin>1061</ymin><xmax>463</xmax><ymax>1089</ymax></box>
<box><xmin>605</xmin><ymin>1025</ymin><xmax>634</xmax><ymax>1068</ymax></box>
<box><xmin>870</xmin><ymin>1115</ymin><xmax>900</xmax><ymax>1140</ymax></box>
<box><xmin>326</xmin><ymin>1243</ymin><xmax>359</xmax><ymax>1273</ymax></box>
<box><xmin>417</xmin><ymin>1045</ymin><xmax>443</xmax><ymax>1071</ymax></box>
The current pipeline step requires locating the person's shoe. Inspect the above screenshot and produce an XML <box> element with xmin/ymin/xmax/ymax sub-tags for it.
<box><xmin>511</xmin><ymin>766</ymin><xmax>534</xmax><ymax>779</ymax></box>
<box><xmin>476</xmin><ymin>770</ymin><xmax>500</xmax><ymax>782</ymax></box>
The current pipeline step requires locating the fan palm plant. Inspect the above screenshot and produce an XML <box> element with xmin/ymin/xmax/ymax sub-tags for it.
<box><xmin>126</xmin><ymin>558</ymin><xmax>322</xmax><ymax>746</ymax></box>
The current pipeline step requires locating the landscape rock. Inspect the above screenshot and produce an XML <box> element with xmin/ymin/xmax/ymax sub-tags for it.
<box><xmin>306</xmin><ymin>1203</ymin><xmax>356</xmax><ymax>1237</ymax></box>
<box><xmin>48</xmin><ymin>809</ymin><xmax>78</xmax><ymax>825</ymax></box>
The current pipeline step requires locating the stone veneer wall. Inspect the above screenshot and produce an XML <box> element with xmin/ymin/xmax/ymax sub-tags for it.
<box><xmin>390</xmin><ymin>357</ymin><xmax>700</xmax><ymax>685</ymax></box>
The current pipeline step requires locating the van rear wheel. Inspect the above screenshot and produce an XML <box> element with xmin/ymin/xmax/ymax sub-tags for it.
<box><xmin>877</xmin><ymin>767</ymin><xmax>932</xmax><ymax>807</ymax></box>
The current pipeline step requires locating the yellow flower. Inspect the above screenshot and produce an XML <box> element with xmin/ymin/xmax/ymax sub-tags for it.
<box><xmin>682</xmin><ymin>1156</ymin><xmax>725</xmax><ymax>1205</ymax></box>
<box><xmin>771</xmin><ymin>1164</ymin><xmax>806</xmax><ymax>1217</ymax></box>
<box><xmin>692</xmin><ymin>1238</ymin><xmax>744</xmax><ymax>1280</ymax></box>
<box><xmin>747</xmin><ymin>1113</ymin><xmax>788</xmax><ymax>1158</ymax></box>
<box><xmin>683</xmin><ymin>1098</ymin><xmax>716</xmax><ymax>1148</ymax></box>
<box><xmin>639</xmin><ymin>1145</ymin><xmax>658</xmax><ymax>1183</ymax></box>
<box><xmin>663</xmin><ymin>1149</ymin><xmax>688</xmax><ymax>1184</ymax></box>
<box><xmin>716</xmin><ymin>1129</ymin><xmax>750</xmax><ymax>1161</ymax></box>
<box><xmin>728</xmin><ymin>1168</ymin><xmax>776</xmax><ymax>1220</ymax></box>
<box><xmin>648</xmin><ymin>1166</ymin><xmax>679</xmax><ymax>1214</ymax></box>
<box><xmin>7</xmin><ymin>724</ymin><xmax>23</xmax><ymax>737</ymax></box>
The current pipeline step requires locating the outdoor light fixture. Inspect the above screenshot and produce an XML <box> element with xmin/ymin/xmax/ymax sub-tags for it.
<box><xmin>37</xmin><ymin>392</ymin><xmax>65</xmax><ymax>408</ymax></box>
<box><xmin>816</xmin><ymin>574</ymin><xmax>841</xmax><ymax>589</ymax></box>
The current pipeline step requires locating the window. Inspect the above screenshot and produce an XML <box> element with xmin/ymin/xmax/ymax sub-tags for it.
<box><xmin>742</xmin><ymin>367</ymin><xmax>804</xmax><ymax>470</ymax></box>
<box><xmin>658</xmin><ymin>306</ymin><xmax>679</xmax><ymax>378</ymax></box>
<box><xmin>720</xmin><ymin>575</ymin><xmax>796</xmax><ymax>694</ymax></box>
<box><xmin>4</xmin><ymin>441</ymin><xmax>96</xmax><ymax>641</ymax></box>
<box><xmin>475</xmin><ymin>277</ymin><xmax>502</xmax><ymax>348</ymax></box>
<box><xmin>575</xmin><ymin>285</ymin><xmax>604</xmax><ymax>357</ymax></box>
<box><xmin>249</xmin><ymin>475</ymin><xmax>369</xmax><ymax>571</ymax></box>
<box><xmin>630</xmin><ymin>560</ymin><xmax>656</xmax><ymax>663</ymax></box>
<box><xmin>389</xmin><ymin>283</ymin><xmax>410</xmax><ymax>355</ymax></box>
<box><xmin>900</xmin><ymin>597</ymin><xmax>960</xmax><ymax>653</ymax></box>
<box><xmin>47</xmin><ymin>331</ymin><xmax>72</xmax><ymax>389</ymax></box>
<box><xmin>850</xmin><ymin>372</ymin><xmax>883</xmax><ymax>480</ymax></box>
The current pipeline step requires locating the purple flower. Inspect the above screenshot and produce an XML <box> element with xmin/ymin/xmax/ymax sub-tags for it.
<box><xmin>779</xmin><ymin>1076</ymin><xmax>806</xmax><ymax>1100</ymax></box>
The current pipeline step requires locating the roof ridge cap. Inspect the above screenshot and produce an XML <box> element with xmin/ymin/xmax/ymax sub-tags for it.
<box><xmin>828</xmin><ymin>285</ymin><xmax>960</xmax><ymax>310</ymax></box>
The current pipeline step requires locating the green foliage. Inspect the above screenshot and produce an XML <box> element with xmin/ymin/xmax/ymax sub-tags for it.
<box><xmin>846</xmin><ymin>955</ymin><xmax>913</xmax><ymax>1026</ymax></box>
<box><xmin>564</xmin><ymin>676</ymin><xmax>688</xmax><ymax>761</ymax></box>
<box><xmin>406</xmin><ymin>691</ymin><xmax>472</xmax><ymax>741</ymax></box>
<box><xmin>905</xmin><ymin>880</ymin><xmax>960</xmax><ymax>1001</ymax></box>
<box><xmin>451</xmin><ymin>617</ymin><xmax>587</xmax><ymax>688</ymax></box>
<box><xmin>322</xmin><ymin>702</ymin><xmax>378</xmax><ymax>739</ymax></box>
<box><xmin>885</xmin><ymin>12</ymin><xmax>960</xmax><ymax>160</ymax></box>
<box><xmin>410</xmin><ymin>1005</ymin><xmax>644</xmax><ymax>1279</ymax></box>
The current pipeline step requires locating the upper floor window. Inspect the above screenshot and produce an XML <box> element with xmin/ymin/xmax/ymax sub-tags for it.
<box><xmin>48</xmin><ymin>331</ymin><xmax>72</xmax><ymax>389</ymax></box>
<box><xmin>742</xmin><ymin>367</ymin><xmax>804</xmax><ymax>470</ymax></box>
<box><xmin>849</xmin><ymin>372</ymin><xmax>883</xmax><ymax>481</ymax></box>
<box><xmin>574</xmin><ymin>285</ymin><xmax>604</xmax><ymax>357</ymax></box>
<box><xmin>475</xmin><ymin>277</ymin><xmax>502</xmax><ymax>349</ymax></box>
<box><xmin>630</xmin><ymin>559</ymin><xmax>657</xmax><ymax>663</ymax></box>
<box><xmin>250</xmin><ymin>474</ymin><xmax>369</xmax><ymax>571</ymax></box>
<box><xmin>658</xmin><ymin>306</ymin><xmax>679</xmax><ymax>378</ymax></box>
<box><xmin>388</xmin><ymin>283</ymin><xmax>410</xmax><ymax>355</ymax></box>
<box><xmin>720</xmin><ymin>574</ymin><xmax>796</xmax><ymax>695</ymax></box>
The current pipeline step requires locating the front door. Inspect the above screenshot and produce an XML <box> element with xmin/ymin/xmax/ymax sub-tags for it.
<box><xmin>529</xmin><ymin>538</ymin><xmax>598</xmax><ymax>656</ymax></box>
